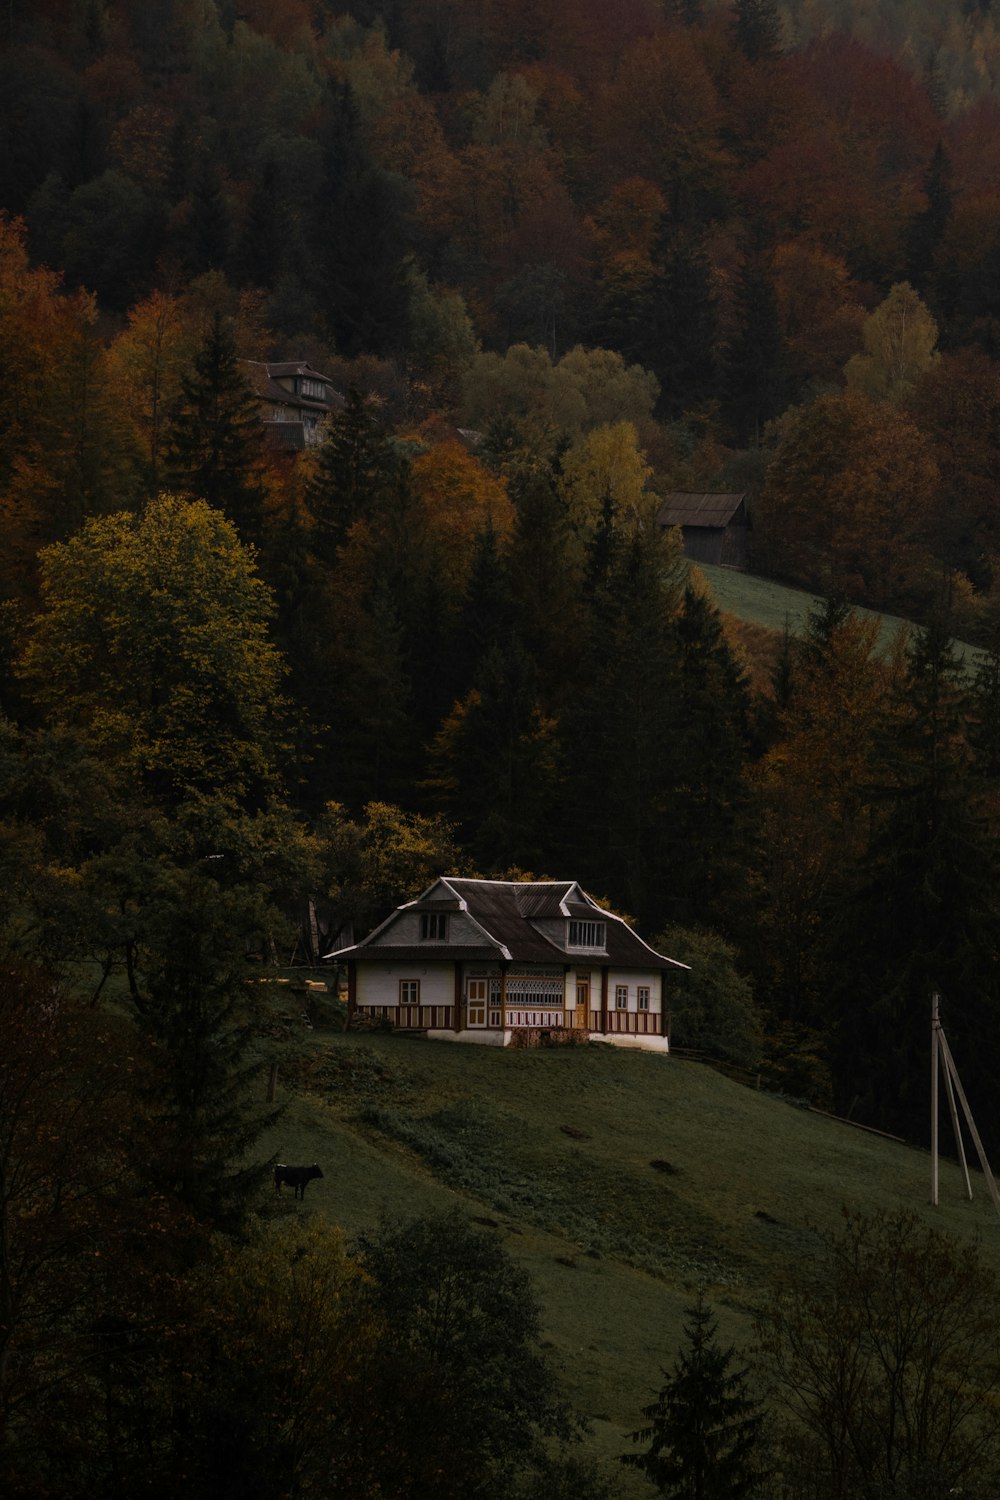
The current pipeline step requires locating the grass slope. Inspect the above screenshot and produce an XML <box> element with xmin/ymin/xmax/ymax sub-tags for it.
<box><xmin>696</xmin><ymin>562</ymin><xmax>980</xmax><ymax>668</ymax></box>
<box><xmin>260</xmin><ymin>1023</ymin><xmax>1000</xmax><ymax>1494</ymax></box>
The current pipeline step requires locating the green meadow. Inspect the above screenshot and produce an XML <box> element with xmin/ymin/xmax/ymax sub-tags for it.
<box><xmin>259</xmin><ymin>1018</ymin><xmax>1000</xmax><ymax>1494</ymax></box>
<box><xmin>696</xmin><ymin>562</ymin><xmax>981</xmax><ymax>667</ymax></box>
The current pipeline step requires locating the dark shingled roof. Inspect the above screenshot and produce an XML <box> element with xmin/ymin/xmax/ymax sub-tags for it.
<box><xmin>328</xmin><ymin>878</ymin><xmax>685</xmax><ymax>970</ymax></box>
<box><xmin>657</xmin><ymin>492</ymin><xmax>748</xmax><ymax>530</ymax></box>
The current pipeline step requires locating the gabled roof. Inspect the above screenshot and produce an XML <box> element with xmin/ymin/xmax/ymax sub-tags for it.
<box><xmin>326</xmin><ymin>877</ymin><xmax>687</xmax><ymax>971</ymax></box>
<box><xmin>657</xmin><ymin>492</ymin><xmax>749</xmax><ymax>530</ymax></box>
<box><xmin>244</xmin><ymin>360</ymin><xmax>345</xmax><ymax>414</ymax></box>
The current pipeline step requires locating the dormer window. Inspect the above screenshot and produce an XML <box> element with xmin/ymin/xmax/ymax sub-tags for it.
<box><xmin>420</xmin><ymin>912</ymin><xmax>447</xmax><ymax>941</ymax></box>
<box><xmin>568</xmin><ymin>919</ymin><xmax>605</xmax><ymax>949</ymax></box>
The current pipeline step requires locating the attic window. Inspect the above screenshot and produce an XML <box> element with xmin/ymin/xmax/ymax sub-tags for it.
<box><xmin>568</xmin><ymin>919</ymin><xmax>605</xmax><ymax>950</ymax></box>
<box><xmin>420</xmin><ymin>912</ymin><xmax>447</xmax><ymax>941</ymax></box>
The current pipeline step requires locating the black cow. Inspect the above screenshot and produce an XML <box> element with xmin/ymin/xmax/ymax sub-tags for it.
<box><xmin>274</xmin><ymin>1163</ymin><xmax>324</xmax><ymax>1199</ymax></box>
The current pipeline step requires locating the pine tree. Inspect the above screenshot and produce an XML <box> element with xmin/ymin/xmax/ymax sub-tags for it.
<box><xmin>825</xmin><ymin>611</ymin><xmax>1000</xmax><ymax>1148</ymax></box>
<box><xmin>660</xmin><ymin>584</ymin><xmax>753</xmax><ymax>931</ymax></box>
<box><xmin>560</xmin><ymin>511</ymin><xmax>685</xmax><ymax>926</ymax></box>
<box><xmin>623</xmin><ymin>1293</ymin><xmax>768</xmax><ymax>1499</ymax></box>
<box><xmin>906</xmin><ymin>142</ymin><xmax>954</xmax><ymax>312</ymax></box>
<box><xmin>305</xmin><ymin>386</ymin><xmax>402</xmax><ymax>563</ymax></box>
<box><xmin>135</xmin><ymin>864</ymin><xmax>279</xmax><ymax>1232</ymax></box>
<box><xmin>724</xmin><ymin>243</ymin><xmax>787</xmax><ymax>446</ymax></box>
<box><xmin>315</xmin><ymin>80</ymin><xmax>412</xmax><ymax>356</ymax></box>
<box><xmin>165</xmin><ymin>312</ymin><xmax>267</xmax><ymax>541</ymax></box>
<box><xmin>632</xmin><ymin>227</ymin><xmax>719</xmax><ymax>418</ymax></box>
<box><xmin>732</xmin><ymin>0</ymin><xmax>783</xmax><ymax>64</ymax></box>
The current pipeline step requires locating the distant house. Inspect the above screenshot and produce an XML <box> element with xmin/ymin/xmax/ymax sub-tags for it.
<box><xmin>326</xmin><ymin>877</ymin><xmax>688</xmax><ymax>1053</ymax></box>
<box><xmin>245</xmin><ymin>360</ymin><xmax>344</xmax><ymax>451</ymax></box>
<box><xmin>657</xmin><ymin>492</ymin><xmax>751</xmax><ymax>568</ymax></box>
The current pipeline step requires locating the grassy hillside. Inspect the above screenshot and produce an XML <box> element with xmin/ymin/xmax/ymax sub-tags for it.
<box><xmin>696</xmin><ymin>563</ymin><xmax>981</xmax><ymax>670</ymax></box>
<box><xmin>258</xmin><ymin>1019</ymin><xmax>1000</xmax><ymax>1494</ymax></box>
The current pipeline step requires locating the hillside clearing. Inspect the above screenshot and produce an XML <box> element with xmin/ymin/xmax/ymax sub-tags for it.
<box><xmin>259</xmin><ymin>1024</ymin><xmax>999</xmax><ymax>1493</ymax></box>
<box><xmin>696</xmin><ymin>562</ymin><xmax>981</xmax><ymax>668</ymax></box>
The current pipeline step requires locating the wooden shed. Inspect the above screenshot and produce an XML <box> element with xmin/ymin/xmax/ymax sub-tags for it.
<box><xmin>657</xmin><ymin>492</ymin><xmax>751</xmax><ymax>568</ymax></box>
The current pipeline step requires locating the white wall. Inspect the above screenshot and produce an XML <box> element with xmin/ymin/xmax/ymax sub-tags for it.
<box><xmin>358</xmin><ymin>962</ymin><xmax>455</xmax><ymax>1008</ymax></box>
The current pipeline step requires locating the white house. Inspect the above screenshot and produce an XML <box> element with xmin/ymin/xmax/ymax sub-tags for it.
<box><xmin>326</xmin><ymin>877</ymin><xmax>688</xmax><ymax>1053</ymax></box>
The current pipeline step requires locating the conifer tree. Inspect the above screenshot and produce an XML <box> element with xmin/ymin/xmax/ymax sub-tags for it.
<box><xmin>623</xmin><ymin>1293</ymin><xmax>768</xmax><ymax>1499</ymax></box>
<box><xmin>732</xmin><ymin>0</ymin><xmax>783</xmax><ymax>64</ymax></box>
<box><xmin>906</xmin><ymin>142</ymin><xmax>954</xmax><ymax>313</ymax></box>
<box><xmin>305</xmin><ymin>386</ymin><xmax>402</xmax><ymax>563</ymax></box>
<box><xmin>724</xmin><ymin>243</ymin><xmax>787</xmax><ymax>446</ymax></box>
<box><xmin>166</xmin><ymin>312</ymin><xmax>267</xmax><ymax>542</ymax></box>
<box><xmin>315</xmin><ymin>80</ymin><xmax>412</xmax><ymax>356</ymax></box>
<box><xmin>632</xmin><ymin>227</ymin><xmax>719</xmax><ymax>418</ymax></box>
<box><xmin>825</xmin><ymin>611</ymin><xmax>1000</xmax><ymax>1147</ymax></box>
<box><xmin>135</xmin><ymin>864</ymin><xmax>278</xmax><ymax>1231</ymax></box>
<box><xmin>660</xmin><ymin>584</ymin><xmax>753</xmax><ymax>931</ymax></box>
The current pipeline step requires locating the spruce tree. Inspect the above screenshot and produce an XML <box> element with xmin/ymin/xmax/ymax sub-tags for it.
<box><xmin>630</xmin><ymin>227</ymin><xmax>719</xmax><ymax>418</ymax></box>
<box><xmin>906</xmin><ymin>141</ymin><xmax>954</xmax><ymax>312</ymax></box>
<box><xmin>165</xmin><ymin>312</ymin><xmax>267</xmax><ymax>542</ymax></box>
<box><xmin>315</xmin><ymin>80</ymin><xmax>412</xmax><ymax>356</ymax></box>
<box><xmin>825</xmin><ymin>612</ymin><xmax>1000</xmax><ymax>1148</ymax></box>
<box><xmin>135</xmin><ymin>864</ymin><xmax>279</xmax><ymax>1232</ymax></box>
<box><xmin>305</xmin><ymin>386</ymin><xmax>402</xmax><ymax>563</ymax></box>
<box><xmin>660</xmin><ymin>584</ymin><xmax>753</xmax><ymax>931</ymax></box>
<box><xmin>732</xmin><ymin>0</ymin><xmax>783</xmax><ymax>64</ymax></box>
<box><xmin>723</xmin><ymin>243</ymin><xmax>787</xmax><ymax>446</ymax></box>
<box><xmin>623</xmin><ymin>1293</ymin><xmax>768</xmax><ymax>1499</ymax></box>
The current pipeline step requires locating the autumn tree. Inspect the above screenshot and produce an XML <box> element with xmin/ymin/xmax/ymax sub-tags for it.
<box><xmin>316</xmin><ymin>799</ymin><xmax>461</xmax><ymax>937</ymax></box>
<box><xmin>104</xmin><ymin>290</ymin><xmax>196</xmax><ymax>489</ymax></box>
<box><xmin>844</xmin><ymin>281</ymin><xmax>940</xmax><ymax>404</ymax></box>
<box><xmin>757</xmin><ymin>389</ymin><xmax>939</xmax><ymax>611</ymax></box>
<box><xmin>17</xmin><ymin>495</ymin><xmax>289</xmax><ymax>810</ymax></box>
<box><xmin>756</xmin><ymin>1210</ymin><xmax>1000</xmax><ymax>1500</ymax></box>
<box><xmin>355</xmin><ymin>1211</ymin><xmax>577</xmax><ymax>1500</ymax></box>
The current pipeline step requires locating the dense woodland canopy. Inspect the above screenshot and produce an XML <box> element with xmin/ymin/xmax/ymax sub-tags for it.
<box><xmin>7</xmin><ymin>3</ymin><xmax>1000</xmax><ymax>1494</ymax></box>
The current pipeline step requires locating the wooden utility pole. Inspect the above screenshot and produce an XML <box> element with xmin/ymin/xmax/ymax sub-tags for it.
<box><xmin>931</xmin><ymin>993</ymin><xmax>1000</xmax><ymax>1218</ymax></box>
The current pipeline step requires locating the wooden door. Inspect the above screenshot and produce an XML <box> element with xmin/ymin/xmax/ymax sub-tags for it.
<box><xmin>467</xmin><ymin>979</ymin><xmax>488</xmax><ymax>1027</ymax></box>
<box><xmin>575</xmin><ymin>978</ymin><xmax>590</xmax><ymax>1029</ymax></box>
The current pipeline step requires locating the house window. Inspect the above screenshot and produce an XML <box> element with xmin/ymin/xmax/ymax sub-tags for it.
<box><xmin>615</xmin><ymin>984</ymin><xmax>628</xmax><ymax>1010</ymax></box>
<box><xmin>638</xmin><ymin>986</ymin><xmax>650</xmax><ymax>1012</ymax></box>
<box><xmin>420</xmin><ymin>912</ymin><xmax>447</xmax><ymax>941</ymax></box>
<box><xmin>569</xmin><ymin>919</ymin><xmax>606</xmax><ymax>949</ymax></box>
<box><xmin>400</xmin><ymin>979</ymin><xmax>420</xmax><ymax>1004</ymax></box>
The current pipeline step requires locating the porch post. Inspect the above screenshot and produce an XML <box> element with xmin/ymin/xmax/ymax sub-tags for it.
<box><xmin>454</xmin><ymin>964</ymin><xmax>463</xmax><ymax>1032</ymax></box>
<box><xmin>600</xmin><ymin>966</ymin><xmax>608</xmax><ymax>1035</ymax></box>
<box><xmin>346</xmin><ymin>960</ymin><xmax>357</xmax><ymax>1028</ymax></box>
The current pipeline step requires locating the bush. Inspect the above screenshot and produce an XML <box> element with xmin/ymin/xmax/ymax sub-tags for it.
<box><xmin>656</xmin><ymin>925</ymin><xmax>762</xmax><ymax>1069</ymax></box>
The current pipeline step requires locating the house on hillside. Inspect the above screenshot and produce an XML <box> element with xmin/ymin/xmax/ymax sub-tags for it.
<box><xmin>657</xmin><ymin>492</ymin><xmax>751</xmax><ymax>568</ymax></box>
<box><xmin>245</xmin><ymin>360</ymin><xmax>344</xmax><ymax>451</ymax></box>
<box><xmin>325</xmin><ymin>877</ymin><xmax>688</xmax><ymax>1052</ymax></box>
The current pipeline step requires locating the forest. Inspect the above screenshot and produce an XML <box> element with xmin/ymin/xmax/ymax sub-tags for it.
<box><xmin>6</xmin><ymin>1</ymin><xmax>1000</xmax><ymax>1495</ymax></box>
